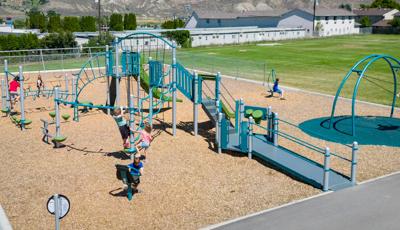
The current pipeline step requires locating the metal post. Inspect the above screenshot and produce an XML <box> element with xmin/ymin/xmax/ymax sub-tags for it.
<box><xmin>193</xmin><ymin>72</ymin><xmax>199</xmax><ymax>136</ymax></box>
<box><xmin>323</xmin><ymin>147</ymin><xmax>331</xmax><ymax>192</ymax></box>
<box><xmin>106</xmin><ymin>45</ymin><xmax>111</xmax><ymax>115</ymax></box>
<box><xmin>19</xmin><ymin>66</ymin><xmax>25</xmax><ymax>130</ymax></box>
<box><xmin>215</xmin><ymin>72</ymin><xmax>221</xmax><ymax>111</ymax></box>
<box><xmin>217</xmin><ymin>113</ymin><xmax>222</xmax><ymax>154</ymax></box>
<box><xmin>235</xmin><ymin>100</ymin><xmax>240</xmax><ymax>133</ymax></box>
<box><xmin>129</xmin><ymin>94</ymin><xmax>135</xmax><ymax>152</ymax></box>
<box><xmin>172</xmin><ymin>42</ymin><xmax>177</xmax><ymax>136</ymax></box>
<box><xmin>273</xmin><ymin>112</ymin><xmax>279</xmax><ymax>147</ymax></box>
<box><xmin>239</xmin><ymin>98</ymin><xmax>244</xmax><ymax>134</ymax></box>
<box><xmin>137</xmin><ymin>50</ymin><xmax>141</xmax><ymax>108</ymax></box>
<box><xmin>1</xmin><ymin>79</ymin><xmax>6</xmax><ymax>113</ymax></box>
<box><xmin>72</xmin><ymin>76</ymin><xmax>78</xmax><ymax>121</ymax></box>
<box><xmin>54</xmin><ymin>87</ymin><xmax>61</xmax><ymax>137</ymax></box>
<box><xmin>267</xmin><ymin>106</ymin><xmax>272</xmax><ymax>141</ymax></box>
<box><xmin>248</xmin><ymin>116</ymin><xmax>254</xmax><ymax>159</ymax></box>
<box><xmin>40</xmin><ymin>49</ymin><xmax>46</xmax><ymax>71</ymax></box>
<box><xmin>4</xmin><ymin>60</ymin><xmax>10</xmax><ymax>110</ymax></box>
<box><xmin>149</xmin><ymin>77</ymin><xmax>153</xmax><ymax>127</ymax></box>
<box><xmin>54</xmin><ymin>194</ymin><xmax>60</xmax><ymax>230</ymax></box>
<box><xmin>351</xmin><ymin>141</ymin><xmax>358</xmax><ymax>185</ymax></box>
<box><xmin>114</xmin><ymin>38</ymin><xmax>120</xmax><ymax>106</ymax></box>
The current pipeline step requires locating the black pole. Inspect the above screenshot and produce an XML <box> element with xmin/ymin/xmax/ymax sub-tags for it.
<box><xmin>312</xmin><ymin>0</ymin><xmax>317</xmax><ymax>35</ymax></box>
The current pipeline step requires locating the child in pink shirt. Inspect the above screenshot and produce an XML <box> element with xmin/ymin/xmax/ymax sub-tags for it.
<box><xmin>133</xmin><ymin>123</ymin><xmax>153</xmax><ymax>160</ymax></box>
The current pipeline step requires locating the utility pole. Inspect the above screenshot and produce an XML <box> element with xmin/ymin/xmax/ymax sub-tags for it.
<box><xmin>97</xmin><ymin>0</ymin><xmax>102</xmax><ymax>42</ymax></box>
<box><xmin>312</xmin><ymin>0</ymin><xmax>318</xmax><ymax>36</ymax></box>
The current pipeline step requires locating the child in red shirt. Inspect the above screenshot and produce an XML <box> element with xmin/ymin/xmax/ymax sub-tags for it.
<box><xmin>9</xmin><ymin>77</ymin><xmax>20</xmax><ymax>107</ymax></box>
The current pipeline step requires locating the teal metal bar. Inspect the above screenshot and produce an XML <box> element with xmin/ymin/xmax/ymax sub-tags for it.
<box><xmin>54</xmin><ymin>87</ymin><xmax>61</xmax><ymax>137</ymax></box>
<box><xmin>248</xmin><ymin>116</ymin><xmax>254</xmax><ymax>159</ymax></box>
<box><xmin>193</xmin><ymin>72</ymin><xmax>199</xmax><ymax>136</ymax></box>
<box><xmin>18</xmin><ymin>66</ymin><xmax>25</xmax><ymax>130</ymax></box>
<box><xmin>351</xmin><ymin>141</ymin><xmax>358</xmax><ymax>185</ymax></box>
<box><xmin>323</xmin><ymin>147</ymin><xmax>331</xmax><ymax>192</ymax></box>
<box><xmin>217</xmin><ymin>112</ymin><xmax>222</xmax><ymax>154</ymax></box>
<box><xmin>235</xmin><ymin>100</ymin><xmax>240</xmax><ymax>133</ymax></box>
<box><xmin>4</xmin><ymin>60</ymin><xmax>10</xmax><ymax>111</ymax></box>
<box><xmin>273</xmin><ymin>112</ymin><xmax>278</xmax><ymax>147</ymax></box>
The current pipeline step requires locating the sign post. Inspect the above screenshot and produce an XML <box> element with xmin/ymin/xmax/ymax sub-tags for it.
<box><xmin>47</xmin><ymin>194</ymin><xmax>70</xmax><ymax>230</ymax></box>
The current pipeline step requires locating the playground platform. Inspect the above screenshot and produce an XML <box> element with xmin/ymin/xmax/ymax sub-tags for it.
<box><xmin>206</xmin><ymin>172</ymin><xmax>400</xmax><ymax>230</ymax></box>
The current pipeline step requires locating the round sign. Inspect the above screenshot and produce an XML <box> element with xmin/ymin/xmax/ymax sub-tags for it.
<box><xmin>47</xmin><ymin>194</ymin><xmax>70</xmax><ymax>219</ymax></box>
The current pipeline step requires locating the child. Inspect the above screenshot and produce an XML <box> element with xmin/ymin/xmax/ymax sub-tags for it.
<box><xmin>9</xmin><ymin>77</ymin><xmax>20</xmax><ymax>109</ymax></box>
<box><xmin>127</xmin><ymin>153</ymin><xmax>144</xmax><ymax>193</ymax></box>
<box><xmin>113</xmin><ymin>107</ymin><xmax>131</xmax><ymax>148</ymax></box>
<box><xmin>273</xmin><ymin>78</ymin><xmax>285</xmax><ymax>100</ymax></box>
<box><xmin>133</xmin><ymin>123</ymin><xmax>153</xmax><ymax>160</ymax></box>
<box><xmin>36</xmin><ymin>75</ymin><xmax>44</xmax><ymax>97</ymax></box>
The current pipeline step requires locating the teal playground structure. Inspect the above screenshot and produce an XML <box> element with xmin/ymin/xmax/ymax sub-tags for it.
<box><xmin>1</xmin><ymin>32</ymin><xmax>364</xmax><ymax>195</ymax></box>
<box><xmin>300</xmin><ymin>54</ymin><xmax>400</xmax><ymax>147</ymax></box>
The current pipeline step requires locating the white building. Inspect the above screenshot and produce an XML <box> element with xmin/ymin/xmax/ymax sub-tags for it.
<box><xmin>186</xmin><ymin>8</ymin><xmax>358</xmax><ymax>37</ymax></box>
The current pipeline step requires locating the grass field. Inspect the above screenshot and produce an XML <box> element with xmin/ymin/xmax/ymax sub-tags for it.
<box><xmin>179</xmin><ymin>34</ymin><xmax>400</xmax><ymax>106</ymax></box>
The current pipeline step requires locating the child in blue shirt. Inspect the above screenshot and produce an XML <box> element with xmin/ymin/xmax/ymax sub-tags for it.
<box><xmin>273</xmin><ymin>78</ymin><xmax>285</xmax><ymax>100</ymax></box>
<box><xmin>127</xmin><ymin>153</ymin><xmax>144</xmax><ymax>193</ymax></box>
<box><xmin>113</xmin><ymin>107</ymin><xmax>131</xmax><ymax>148</ymax></box>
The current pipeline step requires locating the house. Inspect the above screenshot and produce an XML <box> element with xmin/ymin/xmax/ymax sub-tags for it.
<box><xmin>186</xmin><ymin>8</ymin><xmax>358</xmax><ymax>37</ymax></box>
<box><xmin>185</xmin><ymin>10</ymin><xmax>287</xmax><ymax>29</ymax></box>
<box><xmin>278</xmin><ymin>8</ymin><xmax>357</xmax><ymax>36</ymax></box>
<box><xmin>353</xmin><ymin>8</ymin><xmax>399</xmax><ymax>24</ymax></box>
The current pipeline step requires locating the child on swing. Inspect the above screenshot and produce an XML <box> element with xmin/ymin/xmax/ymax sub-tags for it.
<box><xmin>273</xmin><ymin>78</ymin><xmax>285</xmax><ymax>100</ymax></box>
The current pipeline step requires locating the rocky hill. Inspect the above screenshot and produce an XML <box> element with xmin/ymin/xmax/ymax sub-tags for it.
<box><xmin>0</xmin><ymin>0</ymin><xmax>387</xmax><ymax>19</ymax></box>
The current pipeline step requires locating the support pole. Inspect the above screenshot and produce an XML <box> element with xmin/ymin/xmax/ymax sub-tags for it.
<box><xmin>172</xmin><ymin>42</ymin><xmax>177</xmax><ymax>136</ymax></box>
<box><xmin>1</xmin><ymin>79</ymin><xmax>6</xmax><ymax>113</ymax></box>
<box><xmin>106</xmin><ymin>45</ymin><xmax>111</xmax><ymax>115</ymax></box>
<box><xmin>235</xmin><ymin>100</ymin><xmax>240</xmax><ymax>133</ymax></box>
<box><xmin>54</xmin><ymin>194</ymin><xmax>60</xmax><ymax>230</ymax></box>
<box><xmin>273</xmin><ymin>112</ymin><xmax>279</xmax><ymax>147</ymax></box>
<box><xmin>19</xmin><ymin>66</ymin><xmax>25</xmax><ymax>130</ymax></box>
<box><xmin>238</xmin><ymin>98</ymin><xmax>244</xmax><ymax>134</ymax></box>
<box><xmin>4</xmin><ymin>60</ymin><xmax>10</xmax><ymax>111</ymax></box>
<box><xmin>215</xmin><ymin>72</ymin><xmax>221</xmax><ymax>112</ymax></box>
<box><xmin>72</xmin><ymin>75</ymin><xmax>78</xmax><ymax>121</ymax></box>
<box><xmin>351</xmin><ymin>141</ymin><xmax>358</xmax><ymax>185</ymax></box>
<box><xmin>137</xmin><ymin>50</ymin><xmax>141</xmax><ymax>108</ymax></box>
<box><xmin>217</xmin><ymin>112</ymin><xmax>222</xmax><ymax>154</ymax></box>
<box><xmin>54</xmin><ymin>87</ymin><xmax>61</xmax><ymax>137</ymax></box>
<box><xmin>267</xmin><ymin>106</ymin><xmax>272</xmax><ymax>141</ymax></box>
<box><xmin>323</xmin><ymin>147</ymin><xmax>331</xmax><ymax>192</ymax></box>
<box><xmin>129</xmin><ymin>94</ymin><xmax>135</xmax><ymax>154</ymax></box>
<box><xmin>248</xmin><ymin>116</ymin><xmax>254</xmax><ymax>159</ymax></box>
<box><xmin>193</xmin><ymin>71</ymin><xmax>199</xmax><ymax>136</ymax></box>
<box><xmin>114</xmin><ymin>38</ymin><xmax>120</xmax><ymax>106</ymax></box>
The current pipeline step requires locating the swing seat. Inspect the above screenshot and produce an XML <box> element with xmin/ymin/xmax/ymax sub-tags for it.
<box><xmin>1</xmin><ymin>108</ymin><xmax>10</xmax><ymax>113</ymax></box>
<box><xmin>49</xmin><ymin>111</ymin><xmax>56</xmax><ymax>118</ymax></box>
<box><xmin>52</xmin><ymin>136</ymin><xmax>67</xmax><ymax>143</ymax></box>
<box><xmin>123</xmin><ymin>148</ymin><xmax>137</xmax><ymax>154</ymax></box>
<box><xmin>22</xmin><ymin>119</ymin><xmax>32</xmax><ymax>126</ymax></box>
<box><xmin>11</xmin><ymin>116</ymin><xmax>20</xmax><ymax>124</ymax></box>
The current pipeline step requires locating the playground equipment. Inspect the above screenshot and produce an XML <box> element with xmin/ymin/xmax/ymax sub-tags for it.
<box><xmin>300</xmin><ymin>54</ymin><xmax>400</xmax><ymax>147</ymax></box>
<box><xmin>266</xmin><ymin>69</ymin><xmax>277</xmax><ymax>96</ymax></box>
<box><xmin>197</xmin><ymin>71</ymin><xmax>359</xmax><ymax>191</ymax></box>
<box><xmin>115</xmin><ymin>164</ymin><xmax>141</xmax><ymax>201</ymax></box>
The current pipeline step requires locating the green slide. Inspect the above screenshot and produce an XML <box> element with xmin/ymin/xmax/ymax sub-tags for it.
<box><xmin>136</xmin><ymin>66</ymin><xmax>183</xmax><ymax>103</ymax></box>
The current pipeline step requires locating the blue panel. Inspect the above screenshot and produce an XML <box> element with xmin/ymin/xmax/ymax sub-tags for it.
<box><xmin>221</xmin><ymin>116</ymin><xmax>229</xmax><ymax>149</ymax></box>
<box><xmin>121</xmin><ymin>51</ymin><xmax>128</xmax><ymax>75</ymax></box>
<box><xmin>107</xmin><ymin>51</ymin><xmax>114</xmax><ymax>76</ymax></box>
<box><xmin>130</xmin><ymin>52</ymin><xmax>140</xmax><ymax>76</ymax></box>
<box><xmin>149</xmin><ymin>60</ymin><xmax>163</xmax><ymax>87</ymax></box>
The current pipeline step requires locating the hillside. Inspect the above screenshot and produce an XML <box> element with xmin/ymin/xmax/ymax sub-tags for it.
<box><xmin>0</xmin><ymin>0</ymin><xmax>388</xmax><ymax>18</ymax></box>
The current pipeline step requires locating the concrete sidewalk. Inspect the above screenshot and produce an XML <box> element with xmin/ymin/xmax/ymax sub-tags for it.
<box><xmin>206</xmin><ymin>172</ymin><xmax>400</xmax><ymax>230</ymax></box>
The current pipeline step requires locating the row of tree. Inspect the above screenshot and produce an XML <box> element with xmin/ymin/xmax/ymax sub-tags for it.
<box><xmin>0</xmin><ymin>32</ymin><xmax>76</xmax><ymax>51</ymax></box>
<box><xmin>360</xmin><ymin>0</ymin><xmax>400</xmax><ymax>10</ymax></box>
<box><xmin>26</xmin><ymin>10</ymin><xmax>137</xmax><ymax>33</ymax></box>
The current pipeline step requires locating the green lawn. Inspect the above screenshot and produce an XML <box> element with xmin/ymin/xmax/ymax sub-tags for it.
<box><xmin>178</xmin><ymin>34</ymin><xmax>400</xmax><ymax>106</ymax></box>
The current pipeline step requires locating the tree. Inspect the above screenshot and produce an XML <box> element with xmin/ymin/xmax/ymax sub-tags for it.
<box><xmin>161</xmin><ymin>19</ymin><xmax>185</xmax><ymax>29</ymax></box>
<box><xmin>63</xmin><ymin>16</ymin><xmax>81</xmax><ymax>32</ymax></box>
<box><xmin>370</xmin><ymin>0</ymin><xmax>400</xmax><ymax>10</ymax></box>
<box><xmin>48</xmin><ymin>14</ymin><xmax>61</xmax><ymax>32</ymax></box>
<box><xmin>13</xmin><ymin>19</ymin><xmax>26</xmax><ymax>29</ymax></box>
<box><xmin>124</xmin><ymin>13</ymin><xmax>137</xmax><ymax>30</ymax></box>
<box><xmin>360</xmin><ymin>16</ymin><xmax>372</xmax><ymax>27</ymax></box>
<box><xmin>389</xmin><ymin>17</ymin><xmax>400</xmax><ymax>27</ymax></box>
<box><xmin>80</xmin><ymin>16</ymin><xmax>97</xmax><ymax>32</ymax></box>
<box><xmin>109</xmin><ymin>13</ymin><xmax>124</xmax><ymax>31</ymax></box>
<box><xmin>162</xmin><ymin>30</ymin><xmax>191</xmax><ymax>48</ymax></box>
<box><xmin>27</xmin><ymin>10</ymin><xmax>47</xmax><ymax>32</ymax></box>
<box><xmin>339</xmin><ymin>3</ymin><xmax>352</xmax><ymax>11</ymax></box>
<box><xmin>40</xmin><ymin>32</ymin><xmax>77</xmax><ymax>49</ymax></box>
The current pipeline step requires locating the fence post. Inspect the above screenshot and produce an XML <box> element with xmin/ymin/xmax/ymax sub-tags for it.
<box><xmin>351</xmin><ymin>141</ymin><xmax>358</xmax><ymax>185</ymax></box>
<box><xmin>267</xmin><ymin>106</ymin><xmax>272</xmax><ymax>141</ymax></box>
<box><xmin>18</xmin><ymin>66</ymin><xmax>25</xmax><ymax>130</ymax></box>
<box><xmin>273</xmin><ymin>112</ymin><xmax>279</xmax><ymax>147</ymax></box>
<box><xmin>193</xmin><ymin>72</ymin><xmax>199</xmax><ymax>136</ymax></box>
<box><xmin>248</xmin><ymin>116</ymin><xmax>254</xmax><ymax>159</ymax></box>
<box><xmin>40</xmin><ymin>49</ymin><xmax>45</xmax><ymax>71</ymax></box>
<box><xmin>54</xmin><ymin>87</ymin><xmax>61</xmax><ymax>137</ymax></box>
<box><xmin>217</xmin><ymin>112</ymin><xmax>222</xmax><ymax>154</ymax></box>
<box><xmin>323</xmin><ymin>147</ymin><xmax>331</xmax><ymax>192</ymax></box>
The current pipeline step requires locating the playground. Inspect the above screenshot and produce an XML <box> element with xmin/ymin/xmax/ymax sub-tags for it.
<box><xmin>0</xmin><ymin>33</ymin><xmax>400</xmax><ymax>229</ymax></box>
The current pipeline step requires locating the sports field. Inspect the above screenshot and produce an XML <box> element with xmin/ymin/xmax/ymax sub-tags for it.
<box><xmin>179</xmin><ymin>34</ymin><xmax>400</xmax><ymax>106</ymax></box>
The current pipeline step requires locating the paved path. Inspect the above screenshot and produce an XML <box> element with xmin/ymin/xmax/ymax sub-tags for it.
<box><xmin>207</xmin><ymin>172</ymin><xmax>400</xmax><ymax>230</ymax></box>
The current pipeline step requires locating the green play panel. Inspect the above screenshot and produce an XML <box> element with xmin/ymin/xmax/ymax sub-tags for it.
<box><xmin>299</xmin><ymin>116</ymin><xmax>400</xmax><ymax>147</ymax></box>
